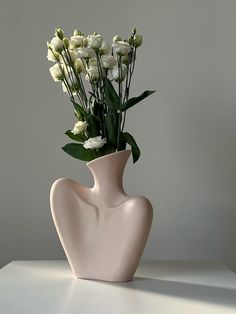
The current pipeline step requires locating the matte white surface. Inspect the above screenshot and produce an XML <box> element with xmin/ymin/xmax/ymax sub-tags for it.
<box><xmin>0</xmin><ymin>260</ymin><xmax>236</xmax><ymax>314</ymax></box>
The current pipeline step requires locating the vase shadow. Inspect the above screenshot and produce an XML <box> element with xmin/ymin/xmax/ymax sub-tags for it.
<box><xmin>97</xmin><ymin>276</ymin><xmax>236</xmax><ymax>308</ymax></box>
<box><xmin>6</xmin><ymin>261</ymin><xmax>236</xmax><ymax>312</ymax></box>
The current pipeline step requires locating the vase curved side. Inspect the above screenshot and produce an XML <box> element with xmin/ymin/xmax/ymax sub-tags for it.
<box><xmin>50</xmin><ymin>150</ymin><xmax>153</xmax><ymax>282</ymax></box>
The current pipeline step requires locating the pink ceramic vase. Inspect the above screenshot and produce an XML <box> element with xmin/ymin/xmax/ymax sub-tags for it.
<box><xmin>50</xmin><ymin>150</ymin><xmax>153</xmax><ymax>282</ymax></box>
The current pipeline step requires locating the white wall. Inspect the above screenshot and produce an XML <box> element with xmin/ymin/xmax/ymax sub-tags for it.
<box><xmin>0</xmin><ymin>0</ymin><xmax>236</xmax><ymax>270</ymax></box>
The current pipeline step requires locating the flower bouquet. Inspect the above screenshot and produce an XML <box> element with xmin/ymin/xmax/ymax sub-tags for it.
<box><xmin>47</xmin><ymin>27</ymin><xmax>155</xmax><ymax>163</ymax></box>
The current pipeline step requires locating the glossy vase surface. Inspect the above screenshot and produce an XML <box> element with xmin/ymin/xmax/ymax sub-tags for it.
<box><xmin>50</xmin><ymin>150</ymin><xmax>153</xmax><ymax>282</ymax></box>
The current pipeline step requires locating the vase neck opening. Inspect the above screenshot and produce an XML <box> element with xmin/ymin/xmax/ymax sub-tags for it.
<box><xmin>87</xmin><ymin>150</ymin><xmax>131</xmax><ymax>197</ymax></box>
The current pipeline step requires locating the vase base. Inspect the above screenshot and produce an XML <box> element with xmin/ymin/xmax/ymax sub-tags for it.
<box><xmin>75</xmin><ymin>275</ymin><xmax>133</xmax><ymax>283</ymax></box>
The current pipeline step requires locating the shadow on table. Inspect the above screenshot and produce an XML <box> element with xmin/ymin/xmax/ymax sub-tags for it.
<box><xmin>98</xmin><ymin>276</ymin><xmax>236</xmax><ymax>308</ymax></box>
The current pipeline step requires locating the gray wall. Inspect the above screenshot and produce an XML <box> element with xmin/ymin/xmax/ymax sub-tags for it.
<box><xmin>1</xmin><ymin>0</ymin><xmax>236</xmax><ymax>270</ymax></box>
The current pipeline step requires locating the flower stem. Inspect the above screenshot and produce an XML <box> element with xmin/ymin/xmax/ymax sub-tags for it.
<box><xmin>61</xmin><ymin>50</ymin><xmax>85</xmax><ymax>108</ymax></box>
<box><xmin>116</xmin><ymin>55</ymin><xmax>123</xmax><ymax>151</ymax></box>
<box><xmin>121</xmin><ymin>47</ymin><xmax>137</xmax><ymax>132</ymax></box>
<box><xmin>64</xmin><ymin>48</ymin><xmax>88</xmax><ymax>107</ymax></box>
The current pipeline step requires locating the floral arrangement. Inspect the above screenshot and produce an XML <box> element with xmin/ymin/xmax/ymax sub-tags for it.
<box><xmin>47</xmin><ymin>28</ymin><xmax>155</xmax><ymax>163</ymax></box>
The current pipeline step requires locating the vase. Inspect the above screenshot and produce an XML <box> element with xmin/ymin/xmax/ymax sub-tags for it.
<box><xmin>50</xmin><ymin>150</ymin><xmax>153</xmax><ymax>282</ymax></box>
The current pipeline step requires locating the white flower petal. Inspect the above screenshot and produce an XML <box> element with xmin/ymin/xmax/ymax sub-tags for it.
<box><xmin>83</xmin><ymin>136</ymin><xmax>106</xmax><ymax>149</ymax></box>
<box><xmin>112</xmin><ymin>41</ymin><xmax>131</xmax><ymax>56</ymax></box>
<box><xmin>71</xmin><ymin>121</ymin><xmax>88</xmax><ymax>134</ymax></box>
<box><xmin>49</xmin><ymin>63</ymin><xmax>63</xmax><ymax>81</ymax></box>
<box><xmin>87</xmin><ymin>34</ymin><xmax>103</xmax><ymax>49</ymax></box>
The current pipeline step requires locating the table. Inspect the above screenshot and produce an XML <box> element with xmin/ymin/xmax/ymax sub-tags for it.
<box><xmin>0</xmin><ymin>260</ymin><xmax>236</xmax><ymax>313</ymax></box>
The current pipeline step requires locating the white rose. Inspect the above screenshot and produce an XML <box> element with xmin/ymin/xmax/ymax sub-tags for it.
<box><xmin>78</xmin><ymin>47</ymin><xmax>95</xmax><ymax>59</ymax></box>
<box><xmin>49</xmin><ymin>63</ymin><xmax>64</xmax><ymax>81</ymax></box>
<box><xmin>121</xmin><ymin>54</ymin><xmax>132</xmax><ymax>64</ymax></box>
<box><xmin>99</xmin><ymin>41</ymin><xmax>110</xmax><ymax>55</ymax></box>
<box><xmin>112</xmin><ymin>35</ymin><xmax>122</xmax><ymax>43</ymax></box>
<box><xmin>73</xmin><ymin>29</ymin><xmax>82</xmax><ymax>36</ymax></box>
<box><xmin>112</xmin><ymin>41</ymin><xmax>131</xmax><ymax>56</ymax></box>
<box><xmin>87</xmin><ymin>34</ymin><xmax>103</xmax><ymax>49</ymax></box>
<box><xmin>69</xmin><ymin>35</ymin><xmax>84</xmax><ymax>48</ymax></box>
<box><xmin>85</xmin><ymin>66</ymin><xmax>100</xmax><ymax>82</ymax></box>
<box><xmin>101</xmin><ymin>55</ymin><xmax>116</xmax><ymax>69</ymax></box>
<box><xmin>71</xmin><ymin>121</ymin><xmax>88</xmax><ymax>134</ymax></box>
<box><xmin>83</xmin><ymin>136</ymin><xmax>106</xmax><ymax>149</ymax></box>
<box><xmin>69</xmin><ymin>49</ymin><xmax>79</xmax><ymax>62</ymax></box>
<box><xmin>88</xmin><ymin>56</ymin><xmax>114</xmax><ymax>71</ymax></box>
<box><xmin>88</xmin><ymin>57</ymin><xmax>98</xmax><ymax>67</ymax></box>
<box><xmin>50</xmin><ymin>37</ymin><xmax>64</xmax><ymax>52</ymax></box>
<box><xmin>60</xmin><ymin>49</ymin><xmax>78</xmax><ymax>65</ymax></box>
<box><xmin>111</xmin><ymin>64</ymin><xmax>127</xmax><ymax>82</ymax></box>
<box><xmin>47</xmin><ymin>48</ymin><xmax>59</xmax><ymax>62</ymax></box>
<box><xmin>74</xmin><ymin>58</ymin><xmax>85</xmax><ymax>73</ymax></box>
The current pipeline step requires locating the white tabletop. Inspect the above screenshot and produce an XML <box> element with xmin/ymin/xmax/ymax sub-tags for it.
<box><xmin>0</xmin><ymin>260</ymin><xmax>236</xmax><ymax>314</ymax></box>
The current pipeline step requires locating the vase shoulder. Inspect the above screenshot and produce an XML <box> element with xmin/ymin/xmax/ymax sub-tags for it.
<box><xmin>51</xmin><ymin>177</ymin><xmax>152</xmax><ymax>212</ymax></box>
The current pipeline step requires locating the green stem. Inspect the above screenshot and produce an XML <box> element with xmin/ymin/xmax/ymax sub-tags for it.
<box><xmin>121</xmin><ymin>47</ymin><xmax>137</xmax><ymax>132</ymax></box>
<box><xmin>64</xmin><ymin>48</ymin><xmax>88</xmax><ymax>107</ymax></box>
<box><xmin>48</xmin><ymin>47</ymin><xmax>73</xmax><ymax>100</ymax></box>
<box><xmin>116</xmin><ymin>55</ymin><xmax>123</xmax><ymax>151</ymax></box>
<box><xmin>61</xmin><ymin>51</ymin><xmax>85</xmax><ymax>108</ymax></box>
<box><xmin>95</xmin><ymin>53</ymin><xmax>107</xmax><ymax>139</ymax></box>
<box><xmin>60</xmin><ymin>53</ymin><xmax>79</xmax><ymax>100</ymax></box>
<box><xmin>121</xmin><ymin>110</ymin><xmax>126</xmax><ymax>132</ymax></box>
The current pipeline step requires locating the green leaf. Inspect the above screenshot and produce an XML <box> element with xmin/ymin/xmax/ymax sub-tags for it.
<box><xmin>62</xmin><ymin>143</ymin><xmax>95</xmax><ymax>161</ymax></box>
<box><xmin>104</xmin><ymin>78</ymin><xmax>121</xmax><ymax>111</ymax></box>
<box><xmin>122</xmin><ymin>132</ymin><xmax>140</xmax><ymax>163</ymax></box>
<box><xmin>119</xmin><ymin>137</ymin><xmax>127</xmax><ymax>151</ymax></box>
<box><xmin>70</xmin><ymin>100</ymin><xmax>87</xmax><ymax>118</ymax></box>
<box><xmin>85</xmin><ymin>114</ymin><xmax>100</xmax><ymax>137</ymax></box>
<box><xmin>98</xmin><ymin>143</ymin><xmax>116</xmax><ymax>156</ymax></box>
<box><xmin>65</xmin><ymin>130</ymin><xmax>85</xmax><ymax>142</ymax></box>
<box><xmin>105</xmin><ymin>112</ymin><xmax>119</xmax><ymax>145</ymax></box>
<box><xmin>91</xmin><ymin>100</ymin><xmax>99</xmax><ymax>116</ymax></box>
<box><xmin>121</xmin><ymin>90</ymin><xmax>156</xmax><ymax>111</ymax></box>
